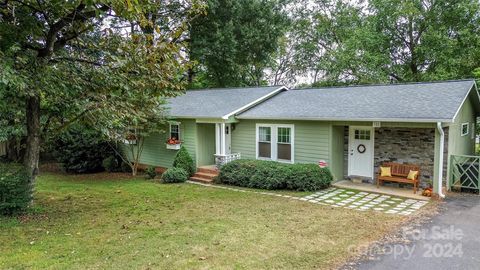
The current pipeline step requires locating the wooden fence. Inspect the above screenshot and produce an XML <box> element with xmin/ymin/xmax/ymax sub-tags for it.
<box><xmin>450</xmin><ymin>154</ymin><xmax>480</xmax><ymax>192</ymax></box>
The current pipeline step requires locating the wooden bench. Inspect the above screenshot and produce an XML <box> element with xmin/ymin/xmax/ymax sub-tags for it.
<box><xmin>377</xmin><ymin>162</ymin><xmax>420</xmax><ymax>194</ymax></box>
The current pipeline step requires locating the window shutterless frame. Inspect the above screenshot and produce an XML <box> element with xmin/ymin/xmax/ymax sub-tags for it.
<box><xmin>169</xmin><ymin>122</ymin><xmax>180</xmax><ymax>140</ymax></box>
<box><xmin>461</xmin><ymin>122</ymin><xmax>469</xmax><ymax>136</ymax></box>
<box><xmin>255</xmin><ymin>124</ymin><xmax>294</xmax><ymax>163</ymax></box>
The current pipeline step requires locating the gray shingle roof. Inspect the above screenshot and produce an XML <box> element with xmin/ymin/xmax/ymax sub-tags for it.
<box><xmin>237</xmin><ymin>80</ymin><xmax>477</xmax><ymax>122</ymax></box>
<box><xmin>166</xmin><ymin>86</ymin><xmax>285</xmax><ymax>118</ymax></box>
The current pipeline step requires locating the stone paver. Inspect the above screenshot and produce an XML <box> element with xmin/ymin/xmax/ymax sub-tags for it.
<box><xmin>302</xmin><ymin>187</ymin><xmax>427</xmax><ymax>214</ymax></box>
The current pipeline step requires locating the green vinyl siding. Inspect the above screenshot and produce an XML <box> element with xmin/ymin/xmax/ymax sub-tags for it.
<box><xmin>448</xmin><ymin>95</ymin><xmax>476</xmax><ymax>156</ymax></box>
<box><xmin>444</xmin><ymin>95</ymin><xmax>477</xmax><ymax>184</ymax></box>
<box><xmin>128</xmin><ymin>119</ymin><xmax>197</xmax><ymax>168</ymax></box>
<box><xmin>330</xmin><ymin>126</ymin><xmax>345</xmax><ymax>181</ymax></box>
<box><xmin>231</xmin><ymin>120</ymin><xmax>331</xmax><ymax>164</ymax></box>
<box><xmin>196</xmin><ymin>123</ymin><xmax>216</xmax><ymax>166</ymax></box>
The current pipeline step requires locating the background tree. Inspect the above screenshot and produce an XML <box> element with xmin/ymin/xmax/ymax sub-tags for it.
<box><xmin>188</xmin><ymin>0</ymin><xmax>289</xmax><ymax>88</ymax></box>
<box><xmin>276</xmin><ymin>0</ymin><xmax>480</xmax><ymax>86</ymax></box>
<box><xmin>364</xmin><ymin>0</ymin><xmax>480</xmax><ymax>82</ymax></box>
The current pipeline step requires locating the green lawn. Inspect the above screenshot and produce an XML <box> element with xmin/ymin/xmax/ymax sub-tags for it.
<box><xmin>0</xmin><ymin>173</ymin><xmax>407</xmax><ymax>270</ymax></box>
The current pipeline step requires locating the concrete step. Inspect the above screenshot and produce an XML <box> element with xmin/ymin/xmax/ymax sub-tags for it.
<box><xmin>194</xmin><ymin>172</ymin><xmax>218</xmax><ymax>180</ymax></box>
<box><xmin>189</xmin><ymin>176</ymin><xmax>214</xmax><ymax>184</ymax></box>
<box><xmin>197</xmin><ymin>167</ymin><xmax>218</xmax><ymax>175</ymax></box>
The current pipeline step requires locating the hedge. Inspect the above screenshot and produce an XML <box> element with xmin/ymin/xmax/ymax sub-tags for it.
<box><xmin>0</xmin><ymin>163</ymin><xmax>32</xmax><ymax>215</ymax></box>
<box><xmin>216</xmin><ymin>159</ymin><xmax>333</xmax><ymax>191</ymax></box>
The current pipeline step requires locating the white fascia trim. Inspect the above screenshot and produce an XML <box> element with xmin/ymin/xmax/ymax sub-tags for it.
<box><xmin>172</xmin><ymin>116</ymin><xmax>222</xmax><ymax>119</ymax></box>
<box><xmin>452</xmin><ymin>81</ymin><xmax>477</xmax><ymax>122</ymax></box>
<box><xmin>236</xmin><ymin>116</ymin><xmax>453</xmax><ymax>123</ymax></box>
<box><xmin>221</xmin><ymin>86</ymin><xmax>288</xmax><ymax>120</ymax></box>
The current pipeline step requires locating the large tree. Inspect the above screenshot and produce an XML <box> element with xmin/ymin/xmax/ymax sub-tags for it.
<box><xmin>188</xmin><ymin>0</ymin><xmax>289</xmax><ymax>88</ymax></box>
<box><xmin>0</xmin><ymin>1</ymin><xmax>203</xmax><ymax>197</ymax></box>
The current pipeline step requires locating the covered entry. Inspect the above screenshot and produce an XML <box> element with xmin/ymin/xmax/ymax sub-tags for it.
<box><xmin>196</xmin><ymin>123</ymin><xmax>216</xmax><ymax>166</ymax></box>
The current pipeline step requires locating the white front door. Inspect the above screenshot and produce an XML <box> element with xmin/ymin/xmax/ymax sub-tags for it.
<box><xmin>348</xmin><ymin>126</ymin><xmax>374</xmax><ymax>178</ymax></box>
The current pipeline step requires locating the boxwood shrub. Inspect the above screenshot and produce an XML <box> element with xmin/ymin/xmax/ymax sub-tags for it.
<box><xmin>161</xmin><ymin>167</ymin><xmax>188</xmax><ymax>183</ymax></box>
<box><xmin>172</xmin><ymin>146</ymin><xmax>195</xmax><ymax>176</ymax></box>
<box><xmin>216</xmin><ymin>159</ymin><xmax>333</xmax><ymax>191</ymax></box>
<box><xmin>0</xmin><ymin>163</ymin><xmax>32</xmax><ymax>215</ymax></box>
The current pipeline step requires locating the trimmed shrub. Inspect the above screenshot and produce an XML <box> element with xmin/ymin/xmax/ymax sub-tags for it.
<box><xmin>161</xmin><ymin>167</ymin><xmax>188</xmax><ymax>183</ymax></box>
<box><xmin>51</xmin><ymin>125</ymin><xmax>115</xmax><ymax>173</ymax></box>
<box><xmin>217</xmin><ymin>159</ymin><xmax>333</xmax><ymax>191</ymax></box>
<box><xmin>102</xmin><ymin>156</ymin><xmax>120</xmax><ymax>172</ymax></box>
<box><xmin>145</xmin><ymin>166</ymin><xmax>157</xmax><ymax>179</ymax></box>
<box><xmin>172</xmin><ymin>146</ymin><xmax>195</xmax><ymax>176</ymax></box>
<box><xmin>0</xmin><ymin>163</ymin><xmax>31</xmax><ymax>215</ymax></box>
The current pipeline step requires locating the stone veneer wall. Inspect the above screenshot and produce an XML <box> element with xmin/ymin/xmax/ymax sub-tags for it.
<box><xmin>374</xmin><ymin>127</ymin><xmax>448</xmax><ymax>187</ymax></box>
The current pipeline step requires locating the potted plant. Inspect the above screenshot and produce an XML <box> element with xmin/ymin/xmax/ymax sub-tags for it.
<box><xmin>166</xmin><ymin>137</ymin><xmax>181</xmax><ymax>150</ymax></box>
<box><xmin>124</xmin><ymin>133</ymin><xmax>137</xmax><ymax>145</ymax></box>
<box><xmin>422</xmin><ymin>180</ymin><xmax>433</xmax><ymax>197</ymax></box>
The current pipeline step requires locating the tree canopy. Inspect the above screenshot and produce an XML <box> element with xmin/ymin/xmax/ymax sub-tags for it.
<box><xmin>0</xmin><ymin>1</ymin><xmax>204</xmax><ymax>189</ymax></box>
<box><xmin>270</xmin><ymin>0</ymin><xmax>480</xmax><ymax>86</ymax></box>
<box><xmin>188</xmin><ymin>0</ymin><xmax>289</xmax><ymax>88</ymax></box>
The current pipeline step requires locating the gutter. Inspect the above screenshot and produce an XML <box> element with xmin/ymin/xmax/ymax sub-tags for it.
<box><xmin>436</xmin><ymin>122</ymin><xmax>446</xmax><ymax>198</ymax></box>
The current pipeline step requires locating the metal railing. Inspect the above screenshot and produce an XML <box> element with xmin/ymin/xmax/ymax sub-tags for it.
<box><xmin>214</xmin><ymin>153</ymin><xmax>241</xmax><ymax>168</ymax></box>
<box><xmin>450</xmin><ymin>154</ymin><xmax>480</xmax><ymax>191</ymax></box>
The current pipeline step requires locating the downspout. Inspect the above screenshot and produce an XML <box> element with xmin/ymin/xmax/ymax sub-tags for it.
<box><xmin>436</xmin><ymin>122</ymin><xmax>446</xmax><ymax>198</ymax></box>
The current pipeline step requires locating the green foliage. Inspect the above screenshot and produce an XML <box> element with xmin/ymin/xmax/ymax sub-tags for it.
<box><xmin>145</xmin><ymin>166</ymin><xmax>157</xmax><ymax>179</ymax></box>
<box><xmin>282</xmin><ymin>0</ymin><xmax>480</xmax><ymax>86</ymax></box>
<box><xmin>102</xmin><ymin>156</ymin><xmax>121</xmax><ymax>173</ymax></box>
<box><xmin>0</xmin><ymin>163</ymin><xmax>31</xmax><ymax>215</ymax></box>
<box><xmin>161</xmin><ymin>167</ymin><xmax>189</xmax><ymax>183</ymax></box>
<box><xmin>172</xmin><ymin>146</ymin><xmax>195</xmax><ymax>176</ymax></box>
<box><xmin>189</xmin><ymin>0</ymin><xmax>289</xmax><ymax>87</ymax></box>
<box><xmin>120</xmin><ymin>161</ymin><xmax>133</xmax><ymax>173</ymax></box>
<box><xmin>51</xmin><ymin>126</ymin><xmax>114</xmax><ymax>174</ymax></box>
<box><xmin>0</xmin><ymin>1</ymin><xmax>204</xmax><ymax>189</ymax></box>
<box><xmin>217</xmin><ymin>159</ymin><xmax>333</xmax><ymax>191</ymax></box>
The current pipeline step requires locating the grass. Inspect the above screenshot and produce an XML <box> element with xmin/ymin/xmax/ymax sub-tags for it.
<box><xmin>0</xmin><ymin>172</ymin><xmax>407</xmax><ymax>270</ymax></box>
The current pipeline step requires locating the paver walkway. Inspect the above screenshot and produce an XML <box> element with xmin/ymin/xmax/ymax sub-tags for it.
<box><xmin>188</xmin><ymin>181</ymin><xmax>428</xmax><ymax>215</ymax></box>
<box><xmin>300</xmin><ymin>188</ymin><xmax>428</xmax><ymax>215</ymax></box>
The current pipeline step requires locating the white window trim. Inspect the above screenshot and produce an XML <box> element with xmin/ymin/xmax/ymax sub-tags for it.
<box><xmin>471</xmin><ymin>123</ymin><xmax>475</xmax><ymax>139</ymax></box>
<box><xmin>256</xmin><ymin>124</ymin><xmax>294</xmax><ymax>163</ymax></box>
<box><xmin>169</xmin><ymin>122</ymin><xmax>181</xmax><ymax>140</ymax></box>
<box><xmin>461</xmin><ymin>122</ymin><xmax>469</xmax><ymax>136</ymax></box>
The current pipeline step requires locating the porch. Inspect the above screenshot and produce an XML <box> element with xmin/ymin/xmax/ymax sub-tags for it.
<box><xmin>334</xmin><ymin>124</ymin><xmax>445</xmax><ymax>198</ymax></box>
<box><xmin>192</xmin><ymin>122</ymin><xmax>241</xmax><ymax>183</ymax></box>
<box><xmin>195</xmin><ymin>122</ymin><xmax>242</xmax><ymax>169</ymax></box>
<box><xmin>334</xmin><ymin>180</ymin><xmax>429</xmax><ymax>201</ymax></box>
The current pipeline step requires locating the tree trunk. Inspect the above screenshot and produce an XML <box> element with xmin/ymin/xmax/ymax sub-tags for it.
<box><xmin>24</xmin><ymin>94</ymin><xmax>41</xmax><ymax>200</ymax></box>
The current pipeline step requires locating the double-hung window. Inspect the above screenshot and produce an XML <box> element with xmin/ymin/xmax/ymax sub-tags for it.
<box><xmin>256</xmin><ymin>124</ymin><xmax>294</xmax><ymax>163</ymax></box>
<box><xmin>258</xmin><ymin>126</ymin><xmax>272</xmax><ymax>158</ymax></box>
<box><xmin>169</xmin><ymin>122</ymin><xmax>180</xmax><ymax>140</ymax></box>
<box><xmin>461</xmin><ymin>122</ymin><xmax>469</xmax><ymax>137</ymax></box>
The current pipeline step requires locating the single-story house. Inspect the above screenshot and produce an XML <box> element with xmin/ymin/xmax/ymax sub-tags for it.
<box><xmin>136</xmin><ymin>80</ymin><xmax>480</xmax><ymax>196</ymax></box>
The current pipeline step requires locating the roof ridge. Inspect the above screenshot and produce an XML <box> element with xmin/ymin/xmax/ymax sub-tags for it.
<box><xmin>292</xmin><ymin>79</ymin><xmax>475</xmax><ymax>91</ymax></box>
<box><xmin>186</xmin><ymin>85</ymin><xmax>283</xmax><ymax>92</ymax></box>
